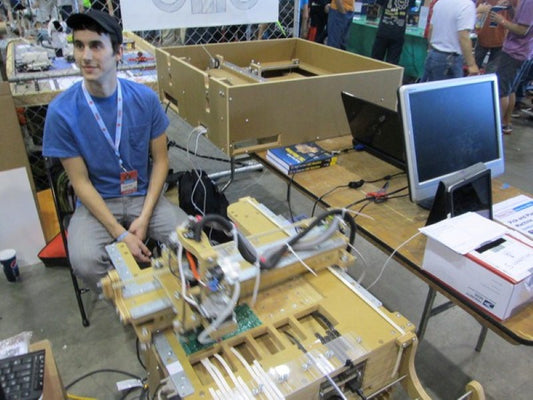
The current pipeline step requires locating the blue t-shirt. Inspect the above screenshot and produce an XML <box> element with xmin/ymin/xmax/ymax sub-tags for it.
<box><xmin>43</xmin><ymin>78</ymin><xmax>169</xmax><ymax>199</ymax></box>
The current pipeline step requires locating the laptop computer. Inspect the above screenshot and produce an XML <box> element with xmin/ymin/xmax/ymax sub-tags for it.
<box><xmin>341</xmin><ymin>91</ymin><xmax>406</xmax><ymax>170</ymax></box>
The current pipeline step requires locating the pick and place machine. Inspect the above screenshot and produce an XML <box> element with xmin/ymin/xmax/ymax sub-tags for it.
<box><xmin>101</xmin><ymin>197</ymin><xmax>484</xmax><ymax>400</ymax></box>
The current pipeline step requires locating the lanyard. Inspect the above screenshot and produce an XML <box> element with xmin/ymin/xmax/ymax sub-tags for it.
<box><xmin>81</xmin><ymin>80</ymin><xmax>125</xmax><ymax>171</ymax></box>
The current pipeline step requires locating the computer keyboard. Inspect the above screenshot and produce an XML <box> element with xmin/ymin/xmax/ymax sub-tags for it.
<box><xmin>0</xmin><ymin>349</ymin><xmax>45</xmax><ymax>400</ymax></box>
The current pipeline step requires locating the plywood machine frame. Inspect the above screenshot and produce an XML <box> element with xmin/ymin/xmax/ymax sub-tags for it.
<box><xmin>156</xmin><ymin>38</ymin><xmax>403</xmax><ymax>156</ymax></box>
<box><xmin>101</xmin><ymin>197</ymin><xmax>485</xmax><ymax>400</ymax></box>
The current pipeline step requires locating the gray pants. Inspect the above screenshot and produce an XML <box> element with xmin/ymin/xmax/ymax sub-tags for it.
<box><xmin>67</xmin><ymin>195</ymin><xmax>188</xmax><ymax>290</ymax></box>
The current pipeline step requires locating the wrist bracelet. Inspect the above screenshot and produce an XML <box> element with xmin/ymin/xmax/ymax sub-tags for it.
<box><xmin>116</xmin><ymin>231</ymin><xmax>130</xmax><ymax>242</ymax></box>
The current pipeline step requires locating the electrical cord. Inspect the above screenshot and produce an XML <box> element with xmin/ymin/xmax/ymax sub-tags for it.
<box><xmin>311</xmin><ymin>184</ymin><xmax>349</xmax><ymax>217</ymax></box>
<box><xmin>135</xmin><ymin>338</ymin><xmax>146</xmax><ymax>370</ymax></box>
<box><xmin>283</xmin><ymin>330</ymin><xmax>308</xmax><ymax>353</ymax></box>
<box><xmin>287</xmin><ymin>174</ymin><xmax>296</xmax><ymax>223</ymax></box>
<box><xmin>366</xmin><ymin>230</ymin><xmax>423</xmax><ymax>290</ymax></box>
<box><xmin>167</xmin><ymin>139</ymin><xmax>246</xmax><ymax>165</ymax></box>
<box><xmin>312</xmin><ymin>173</ymin><xmax>405</xmax><ymax>217</ymax></box>
<box><xmin>260</xmin><ymin>209</ymin><xmax>357</xmax><ymax>270</ymax></box>
<box><xmin>364</xmin><ymin>172</ymin><xmax>405</xmax><ymax>184</ymax></box>
<box><xmin>345</xmin><ymin>185</ymin><xmax>408</xmax><ymax>210</ymax></box>
<box><xmin>65</xmin><ymin>369</ymin><xmax>144</xmax><ymax>390</ymax></box>
<box><xmin>285</xmin><ymin>148</ymin><xmax>348</xmax><ymax>222</ymax></box>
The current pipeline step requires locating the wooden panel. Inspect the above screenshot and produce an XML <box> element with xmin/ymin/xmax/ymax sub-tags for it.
<box><xmin>157</xmin><ymin>39</ymin><xmax>403</xmax><ymax>156</ymax></box>
<box><xmin>257</xmin><ymin>136</ymin><xmax>533</xmax><ymax>346</ymax></box>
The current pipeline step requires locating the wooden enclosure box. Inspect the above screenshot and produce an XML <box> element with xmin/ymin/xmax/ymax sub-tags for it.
<box><xmin>156</xmin><ymin>38</ymin><xmax>403</xmax><ymax>155</ymax></box>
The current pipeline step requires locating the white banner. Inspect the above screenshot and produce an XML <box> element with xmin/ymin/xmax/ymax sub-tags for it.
<box><xmin>120</xmin><ymin>0</ymin><xmax>279</xmax><ymax>31</ymax></box>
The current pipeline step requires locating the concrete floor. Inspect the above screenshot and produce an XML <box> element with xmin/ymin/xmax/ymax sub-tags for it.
<box><xmin>0</xmin><ymin>108</ymin><xmax>531</xmax><ymax>399</ymax></box>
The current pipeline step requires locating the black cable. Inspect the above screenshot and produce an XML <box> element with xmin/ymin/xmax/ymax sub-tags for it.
<box><xmin>260</xmin><ymin>208</ymin><xmax>357</xmax><ymax>270</ymax></box>
<box><xmin>312</xmin><ymin>310</ymin><xmax>339</xmax><ymax>336</ymax></box>
<box><xmin>364</xmin><ymin>171</ymin><xmax>405</xmax><ymax>184</ymax></box>
<box><xmin>286</xmin><ymin>174</ymin><xmax>296</xmax><ymax>223</ymax></box>
<box><xmin>136</xmin><ymin>338</ymin><xmax>147</xmax><ymax>370</ymax></box>
<box><xmin>283</xmin><ymin>331</ymin><xmax>307</xmax><ymax>353</ymax></box>
<box><xmin>151</xmin><ymin>382</ymin><xmax>165</xmax><ymax>400</ymax></box>
<box><xmin>190</xmin><ymin>214</ymin><xmax>257</xmax><ymax>264</ymax></box>
<box><xmin>120</xmin><ymin>386</ymin><xmax>144</xmax><ymax>400</ymax></box>
<box><xmin>65</xmin><ymin>369</ymin><xmax>144</xmax><ymax>390</ymax></box>
<box><xmin>167</xmin><ymin>140</ymin><xmax>246</xmax><ymax>165</ymax></box>
<box><xmin>355</xmin><ymin>201</ymin><xmax>372</xmax><ymax>219</ymax></box>
<box><xmin>345</xmin><ymin>197</ymin><xmax>372</xmax><ymax>209</ymax></box>
<box><xmin>311</xmin><ymin>184</ymin><xmax>349</xmax><ymax>217</ymax></box>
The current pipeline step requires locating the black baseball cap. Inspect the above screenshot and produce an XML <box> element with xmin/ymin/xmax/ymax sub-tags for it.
<box><xmin>67</xmin><ymin>10</ymin><xmax>123</xmax><ymax>45</ymax></box>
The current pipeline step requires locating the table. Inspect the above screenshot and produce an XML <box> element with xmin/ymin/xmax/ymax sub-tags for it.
<box><xmin>6</xmin><ymin>31</ymin><xmax>158</xmax><ymax>107</ymax></box>
<box><xmin>346</xmin><ymin>17</ymin><xmax>428</xmax><ymax>80</ymax></box>
<box><xmin>29</xmin><ymin>340</ymin><xmax>66</xmax><ymax>399</ymax></box>
<box><xmin>256</xmin><ymin>135</ymin><xmax>533</xmax><ymax>347</ymax></box>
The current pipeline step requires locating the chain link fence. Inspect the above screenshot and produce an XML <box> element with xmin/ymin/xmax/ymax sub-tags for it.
<box><xmin>2</xmin><ymin>0</ymin><xmax>301</xmax><ymax>191</ymax></box>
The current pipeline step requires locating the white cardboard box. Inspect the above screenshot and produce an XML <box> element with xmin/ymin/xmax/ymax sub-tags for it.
<box><xmin>422</xmin><ymin>234</ymin><xmax>533</xmax><ymax>320</ymax></box>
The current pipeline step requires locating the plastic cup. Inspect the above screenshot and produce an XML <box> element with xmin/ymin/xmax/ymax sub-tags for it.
<box><xmin>0</xmin><ymin>249</ymin><xmax>20</xmax><ymax>282</ymax></box>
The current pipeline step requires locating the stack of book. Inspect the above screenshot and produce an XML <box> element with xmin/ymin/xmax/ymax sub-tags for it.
<box><xmin>266</xmin><ymin>142</ymin><xmax>338</xmax><ymax>175</ymax></box>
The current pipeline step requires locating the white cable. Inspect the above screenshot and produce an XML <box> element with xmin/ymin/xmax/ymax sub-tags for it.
<box><xmin>366</xmin><ymin>231</ymin><xmax>423</xmax><ymax>290</ymax></box>
<box><xmin>198</xmin><ymin>280</ymin><xmax>241</xmax><ymax>344</ymax></box>
<box><xmin>186</xmin><ymin>126</ymin><xmax>208</xmax><ymax>216</ymax></box>
<box><xmin>177</xmin><ymin>241</ymin><xmax>199</xmax><ymax>307</ymax></box>
<box><xmin>344</xmin><ymin>208</ymin><xmax>375</xmax><ymax>221</ymax></box>
<box><xmin>208</xmin><ymin>387</ymin><xmax>223</xmax><ymax>400</ymax></box>
<box><xmin>250</xmin><ymin>259</ymin><xmax>261</xmax><ymax>306</ymax></box>
<box><xmin>252</xmin><ymin>360</ymin><xmax>284</xmax><ymax>400</ymax></box>
<box><xmin>346</xmin><ymin>242</ymin><xmax>368</xmax><ymax>284</ymax></box>
<box><xmin>201</xmin><ymin>358</ymin><xmax>233</xmax><ymax>397</ymax></box>
<box><xmin>391</xmin><ymin>344</ymin><xmax>404</xmax><ymax>378</ymax></box>
<box><xmin>286</xmin><ymin>244</ymin><xmax>317</xmax><ymax>277</ymax></box>
<box><xmin>230</xmin><ymin>348</ymin><xmax>269</xmax><ymax>398</ymax></box>
<box><xmin>213</xmin><ymin>353</ymin><xmax>254</xmax><ymax>399</ymax></box>
<box><xmin>237</xmin><ymin>376</ymin><xmax>256</xmax><ymax>400</ymax></box>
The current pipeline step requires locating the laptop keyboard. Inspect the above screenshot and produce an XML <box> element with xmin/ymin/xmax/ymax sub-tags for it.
<box><xmin>0</xmin><ymin>349</ymin><xmax>45</xmax><ymax>400</ymax></box>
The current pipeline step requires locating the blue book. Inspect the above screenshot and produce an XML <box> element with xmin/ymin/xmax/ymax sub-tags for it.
<box><xmin>266</xmin><ymin>142</ymin><xmax>337</xmax><ymax>175</ymax></box>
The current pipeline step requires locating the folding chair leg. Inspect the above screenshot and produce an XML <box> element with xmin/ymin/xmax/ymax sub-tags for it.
<box><xmin>69</xmin><ymin>269</ymin><xmax>90</xmax><ymax>327</ymax></box>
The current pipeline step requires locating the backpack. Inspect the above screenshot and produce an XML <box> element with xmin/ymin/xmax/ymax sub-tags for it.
<box><xmin>177</xmin><ymin>170</ymin><xmax>230</xmax><ymax>243</ymax></box>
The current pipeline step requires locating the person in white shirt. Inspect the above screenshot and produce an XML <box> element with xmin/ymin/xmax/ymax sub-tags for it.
<box><xmin>423</xmin><ymin>0</ymin><xmax>479</xmax><ymax>81</ymax></box>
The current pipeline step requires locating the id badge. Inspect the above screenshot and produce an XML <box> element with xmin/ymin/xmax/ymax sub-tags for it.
<box><xmin>120</xmin><ymin>170</ymin><xmax>138</xmax><ymax>195</ymax></box>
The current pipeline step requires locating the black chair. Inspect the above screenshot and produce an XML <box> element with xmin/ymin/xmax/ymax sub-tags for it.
<box><xmin>44</xmin><ymin>157</ymin><xmax>90</xmax><ymax>327</ymax></box>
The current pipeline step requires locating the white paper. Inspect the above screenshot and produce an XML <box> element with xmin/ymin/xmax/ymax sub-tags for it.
<box><xmin>493</xmin><ymin>195</ymin><xmax>533</xmax><ymax>240</ymax></box>
<box><xmin>472</xmin><ymin>237</ymin><xmax>533</xmax><ymax>282</ymax></box>
<box><xmin>120</xmin><ymin>0</ymin><xmax>279</xmax><ymax>31</ymax></box>
<box><xmin>419</xmin><ymin>212</ymin><xmax>508</xmax><ymax>254</ymax></box>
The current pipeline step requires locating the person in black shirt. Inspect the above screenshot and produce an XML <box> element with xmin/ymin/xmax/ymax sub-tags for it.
<box><xmin>371</xmin><ymin>0</ymin><xmax>415</xmax><ymax>65</ymax></box>
<box><xmin>309</xmin><ymin>0</ymin><xmax>330</xmax><ymax>43</ymax></box>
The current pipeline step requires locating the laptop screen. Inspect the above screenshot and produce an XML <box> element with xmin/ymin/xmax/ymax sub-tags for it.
<box><xmin>341</xmin><ymin>91</ymin><xmax>405</xmax><ymax>170</ymax></box>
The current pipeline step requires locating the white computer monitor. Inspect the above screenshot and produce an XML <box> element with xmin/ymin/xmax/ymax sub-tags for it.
<box><xmin>398</xmin><ymin>74</ymin><xmax>505</xmax><ymax>208</ymax></box>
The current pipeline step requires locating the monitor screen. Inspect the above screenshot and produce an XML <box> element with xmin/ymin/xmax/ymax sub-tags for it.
<box><xmin>341</xmin><ymin>91</ymin><xmax>405</xmax><ymax>170</ymax></box>
<box><xmin>398</xmin><ymin>75</ymin><xmax>504</xmax><ymax>207</ymax></box>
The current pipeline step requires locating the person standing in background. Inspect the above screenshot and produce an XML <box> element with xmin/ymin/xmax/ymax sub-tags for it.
<box><xmin>327</xmin><ymin>0</ymin><xmax>354</xmax><ymax>49</ymax></box>
<box><xmin>422</xmin><ymin>0</ymin><xmax>478</xmax><ymax>81</ymax></box>
<box><xmin>371</xmin><ymin>0</ymin><xmax>416</xmax><ymax>65</ymax></box>
<box><xmin>309</xmin><ymin>0</ymin><xmax>330</xmax><ymax>43</ymax></box>
<box><xmin>474</xmin><ymin>0</ymin><xmax>516</xmax><ymax>71</ymax></box>
<box><xmin>300</xmin><ymin>0</ymin><xmax>310</xmax><ymax>38</ymax></box>
<box><xmin>489</xmin><ymin>0</ymin><xmax>533</xmax><ymax>134</ymax></box>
